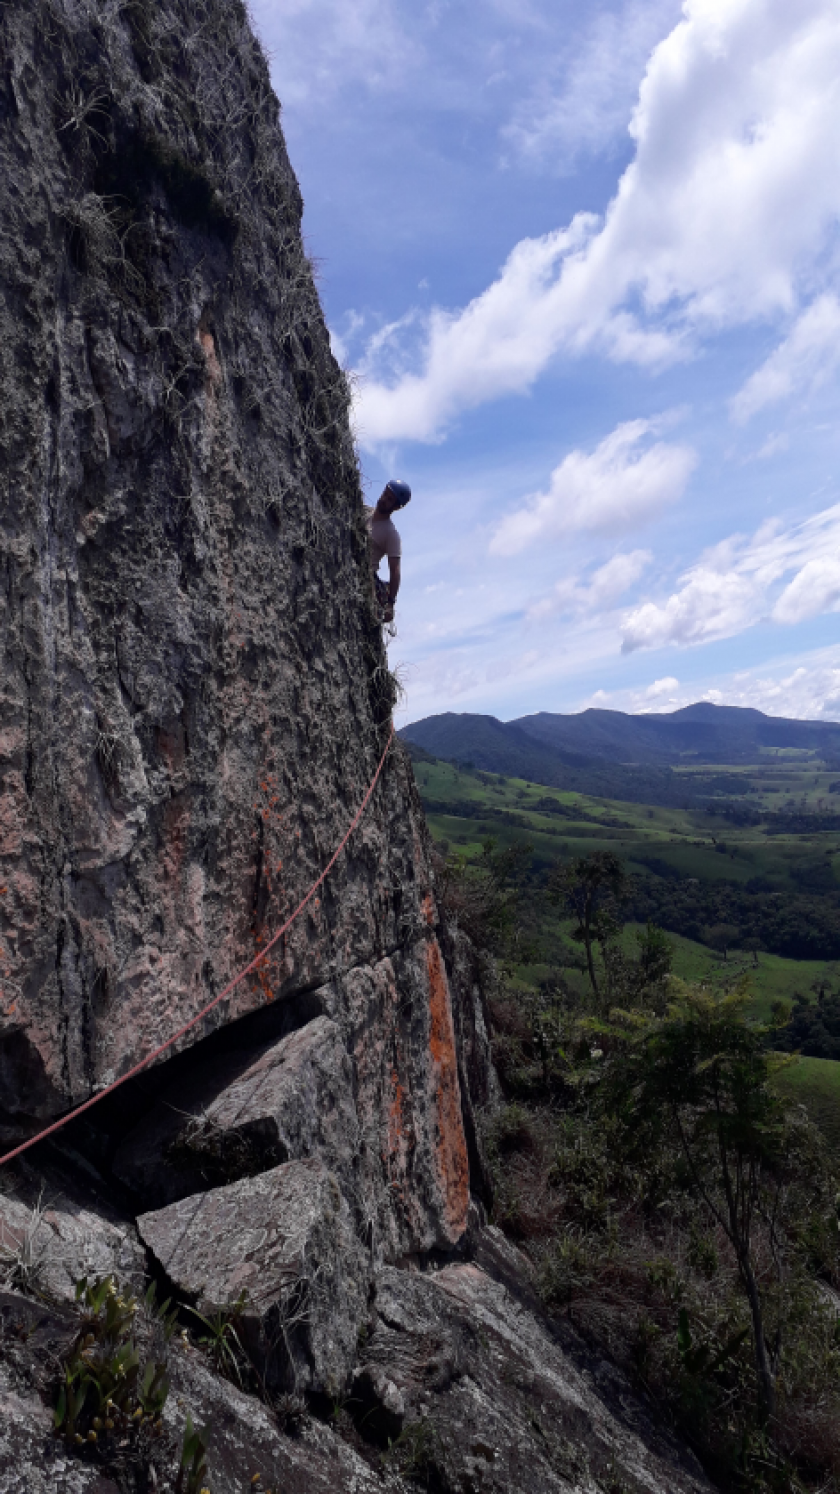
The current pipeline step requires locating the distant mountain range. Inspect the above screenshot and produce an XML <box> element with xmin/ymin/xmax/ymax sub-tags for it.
<box><xmin>400</xmin><ymin>704</ymin><xmax>840</xmax><ymax>802</ymax></box>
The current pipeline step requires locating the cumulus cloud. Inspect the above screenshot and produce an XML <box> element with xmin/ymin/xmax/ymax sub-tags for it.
<box><xmin>620</xmin><ymin>503</ymin><xmax>840</xmax><ymax>653</ymax></box>
<box><xmin>621</xmin><ymin>564</ymin><xmax>763</xmax><ymax>652</ymax></box>
<box><xmin>585</xmin><ymin>675</ymin><xmax>683</xmax><ymax>711</ymax></box>
<box><xmin>643</xmin><ymin>675</ymin><xmax>681</xmax><ymax>701</ymax></box>
<box><xmin>529</xmin><ymin>550</ymin><xmax>652</xmax><ymax>620</ymax></box>
<box><xmin>730</xmin><ymin>294</ymin><xmax>840</xmax><ymax>423</ymax></box>
<box><xmin>354</xmin><ymin>219</ymin><xmax>611</xmax><ymax>445</ymax></box>
<box><xmin>774</xmin><ymin>557</ymin><xmax>840</xmax><ymax>625</ymax></box>
<box><xmin>354</xmin><ymin>0</ymin><xmax>840</xmax><ymax>444</ymax></box>
<box><xmin>584</xmin><ymin>653</ymin><xmax>840</xmax><ymax>722</ymax></box>
<box><xmin>490</xmin><ymin>421</ymin><xmax>695</xmax><ymax>556</ymax></box>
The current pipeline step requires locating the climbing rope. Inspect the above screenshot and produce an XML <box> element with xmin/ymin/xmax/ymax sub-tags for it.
<box><xmin>0</xmin><ymin>723</ymin><xmax>395</xmax><ymax>1170</ymax></box>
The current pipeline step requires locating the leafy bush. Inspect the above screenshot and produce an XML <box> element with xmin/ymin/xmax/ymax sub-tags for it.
<box><xmin>55</xmin><ymin>1276</ymin><xmax>170</xmax><ymax>1452</ymax></box>
<box><xmin>483</xmin><ymin>926</ymin><xmax>840</xmax><ymax>1490</ymax></box>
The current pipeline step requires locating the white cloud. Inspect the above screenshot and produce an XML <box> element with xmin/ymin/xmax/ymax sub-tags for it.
<box><xmin>730</xmin><ymin>294</ymin><xmax>840</xmax><ymax>423</ymax></box>
<box><xmin>736</xmin><ymin>659</ymin><xmax>840</xmax><ymax>720</ymax></box>
<box><xmin>583</xmin><ymin>674</ymin><xmax>683</xmax><ymax>711</ymax></box>
<box><xmin>505</xmin><ymin>0</ymin><xmax>682</xmax><ymax>168</ymax></box>
<box><xmin>621</xmin><ymin>565</ymin><xmax>762</xmax><ymax>652</ymax></box>
<box><xmin>490</xmin><ymin>421</ymin><xmax>695</xmax><ymax>556</ymax></box>
<box><xmin>620</xmin><ymin>502</ymin><xmax>840</xmax><ymax>652</ymax></box>
<box><xmin>582</xmin><ymin>650</ymin><xmax>840</xmax><ymax>722</ymax></box>
<box><xmin>354</xmin><ymin>0</ymin><xmax>840</xmax><ymax>444</ymax></box>
<box><xmin>529</xmin><ymin>549</ymin><xmax>652</xmax><ymax>619</ymax></box>
<box><xmin>774</xmin><ymin>557</ymin><xmax>840</xmax><ymax>625</ymax></box>
<box><xmin>354</xmin><ymin>218</ymin><xmax>608</xmax><ymax>445</ymax></box>
<box><xmin>644</xmin><ymin>675</ymin><xmax>680</xmax><ymax>699</ymax></box>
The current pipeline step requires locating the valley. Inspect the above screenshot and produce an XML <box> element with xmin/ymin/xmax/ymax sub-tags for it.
<box><xmin>408</xmin><ymin>745</ymin><xmax>840</xmax><ymax>1145</ymax></box>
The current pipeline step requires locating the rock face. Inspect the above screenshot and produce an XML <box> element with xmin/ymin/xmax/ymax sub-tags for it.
<box><xmin>0</xmin><ymin>0</ymin><xmax>471</xmax><ymax>1266</ymax></box>
<box><xmin>0</xmin><ymin>1169</ymin><xmax>144</xmax><ymax>1301</ymax></box>
<box><xmin>353</xmin><ymin>1248</ymin><xmax>712</xmax><ymax>1494</ymax></box>
<box><xmin>0</xmin><ymin>2</ymin><xmax>720</xmax><ymax>1491</ymax></box>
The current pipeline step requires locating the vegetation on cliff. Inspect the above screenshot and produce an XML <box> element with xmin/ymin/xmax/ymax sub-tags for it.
<box><xmin>451</xmin><ymin>842</ymin><xmax>840</xmax><ymax>1491</ymax></box>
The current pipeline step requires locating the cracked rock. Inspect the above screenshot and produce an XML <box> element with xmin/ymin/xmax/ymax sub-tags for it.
<box><xmin>138</xmin><ymin>1157</ymin><xmax>369</xmax><ymax>1396</ymax></box>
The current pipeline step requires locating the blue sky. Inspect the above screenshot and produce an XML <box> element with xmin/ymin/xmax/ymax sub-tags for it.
<box><xmin>251</xmin><ymin>0</ymin><xmax>840</xmax><ymax>727</ymax></box>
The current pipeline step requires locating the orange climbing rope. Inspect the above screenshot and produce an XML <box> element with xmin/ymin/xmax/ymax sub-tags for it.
<box><xmin>0</xmin><ymin>723</ymin><xmax>395</xmax><ymax>1170</ymax></box>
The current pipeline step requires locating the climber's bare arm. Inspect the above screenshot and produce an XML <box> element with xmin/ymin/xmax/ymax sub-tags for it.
<box><xmin>388</xmin><ymin>555</ymin><xmax>401</xmax><ymax>605</ymax></box>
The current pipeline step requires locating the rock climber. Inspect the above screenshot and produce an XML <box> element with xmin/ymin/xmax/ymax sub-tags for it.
<box><xmin>364</xmin><ymin>479</ymin><xmax>411</xmax><ymax>624</ymax></box>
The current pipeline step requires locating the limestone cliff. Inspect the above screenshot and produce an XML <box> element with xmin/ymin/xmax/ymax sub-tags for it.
<box><xmin>0</xmin><ymin>3</ymin><xmax>716</xmax><ymax>1490</ymax></box>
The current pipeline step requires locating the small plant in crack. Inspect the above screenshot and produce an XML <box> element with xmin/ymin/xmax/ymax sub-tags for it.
<box><xmin>273</xmin><ymin>1390</ymin><xmax>307</xmax><ymax>1435</ymax></box>
<box><xmin>175</xmin><ymin>1413</ymin><xmax>211</xmax><ymax>1494</ymax></box>
<box><xmin>144</xmin><ymin>1278</ymin><xmax>181</xmax><ymax>1342</ymax></box>
<box><xmin>54</xmin><ymin>1276</ymin><xmax>169</xmax><ymax>1451</ymax></box>
<box><xmin>0</xmin><ymin>1189</ymin><xmax>47</xmax><ymax>1294</ymax></box>
<box><xmin>383</xmin><ymin>1418</ymin><xmax>439</xmax><ymax>1483</ymax></box>
<box><xmin>56</xmin><ymin>82</ymin><xmax>111</xmax><ymax>146</ymax></box>
<box><xmin>184</xmin><ymin>1291</ymin><xmax>250</xmax><ymax>1386</ymax></box>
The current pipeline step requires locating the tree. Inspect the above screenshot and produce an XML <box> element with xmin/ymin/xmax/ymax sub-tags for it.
<box><xmin>604</xmin><ymin>983</ymin><xmax>794</xmax><ymax>1423</ymax></box>
<box><xmin>550</xmin><ymin>851</ymin><xmax>627</xmax><ymax>1002</ymax></box>
<box><xmin>705</xmin><ymin>923</ymin><xmax>740</xmax><ymax>961</ymax></box>
<box><xmin>634</xmin><ymin>921</ymin><xmax>673</xmax><ymax>988</ymax></box>
<box><xmin>619</xmin><ymin>921</ymin><xmax>675</xmax><ymax>1013</ymax></box>
<box><xmin>742</xmin><ymin>935</ymin><xmax>763</xmax><ymax>968</ymax></box>
<box><xmin>437</xmin><ymin>836</ymin><xmax>531</xmax><ymax>957</ymax></box>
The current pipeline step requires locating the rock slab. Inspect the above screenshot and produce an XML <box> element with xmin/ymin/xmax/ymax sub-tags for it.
<box><xmin>114</xmin><ymin>1013</ymin><xmax>358</xmax><ymax>1207</ymax></box>
<box><xmin>353</xmin><ymin>1251</ymin><xmax>714</xmax><ymax>1494</ymax></box>
<box><xmin>138</xmin><ymin>1157</ymin><xmax>368</xmax><ymax>1395</ymax></box>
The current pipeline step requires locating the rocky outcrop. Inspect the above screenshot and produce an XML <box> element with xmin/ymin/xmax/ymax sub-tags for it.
<box><xmin>352</xmin><ymin>1247</ymin><xmax>712</xmax><ymax>1494</ymax></box>
<box><xmin>0</xmin><ymin>1164</ymin><xmax>144</xmax><ymax>1301</ymax></box>
<box><xmin>114</xmin><ymin>1014</ymin><xmax>358</xmax><ymax>1207</ymax></box>
<box><xmin>138</xmin><ymin>1157</ymin><xmax>369</xmax><ymax>1396</ymax></box>
<box><xmin>0</xmin><ymin>1</ymin><xmax>722</xmax><ymax>1490</ymax></box>
<box><xmin>0</xmin><ymin>0</ymin><xmax>472</xmax><ymax>1268</ymax></box>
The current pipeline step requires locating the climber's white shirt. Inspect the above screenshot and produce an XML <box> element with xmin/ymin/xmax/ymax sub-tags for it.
<box><xmin>364</xmin><ymin>505</ymin><xmax>402</xmax><ymax>569</ymax></box>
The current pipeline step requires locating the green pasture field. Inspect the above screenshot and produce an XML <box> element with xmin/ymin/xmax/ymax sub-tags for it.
<box><xmin>416</xmin><ymin>757</ymin><xmax>840</xmax><ymax>891</ymax></box>
<box><xmin>511</xmin><ymin>922</ymin><xmax>836</xmax><ymax>1017</ymax></box>
<box><xmin>775</xmin><ymin>1055</ymin><xmax>840</xmax><ymax>1153</ymax></box>
<box><xmin>415</xmin><ymin>754</ymin><xmax>840</xmax><ymax>1149</ymax></box>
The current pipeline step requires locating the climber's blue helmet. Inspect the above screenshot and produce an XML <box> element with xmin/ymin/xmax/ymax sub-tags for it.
<box><xmin>385</xmin><ymin>479</ymin><xmax>412</xmax><ymax>509</ymax></box>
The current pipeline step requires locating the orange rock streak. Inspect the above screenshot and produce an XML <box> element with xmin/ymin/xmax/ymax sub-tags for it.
<box><xmin>425</xmin><ymin>929</ymin><xmax>469</xmax><ymax>1239</ymax></box>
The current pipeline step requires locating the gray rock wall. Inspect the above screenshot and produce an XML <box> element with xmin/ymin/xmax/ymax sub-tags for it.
<box><xmin>0</xmin><ymin>0</ymin><xmax>473</xmax><ymax>1263</ymax></box>
<box><xmin>0</xmin><ymin>0</ymin><xmax>386</xmax><ymax>1116</ymax></box>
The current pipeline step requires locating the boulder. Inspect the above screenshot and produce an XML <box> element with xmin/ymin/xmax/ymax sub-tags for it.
<box><xmin>116</xmin><ymin>921</ymin><xmax>474</xmax><ymax>1266</ymax></box>
<box><xmin>114</xmin><ymin>1014</ymin><xmax>358</xmax><ymax>1208</ymax></box>
<box><xmin>165</xmin><ymin>1343</ymin><xmax>408</xmax><ymax>1494</ymax></box>
<box><xmin>0</xmin><ymin>1382</ymin><xmax>121</xmax><ymax>1494</ymax></box>
<box><xmin>138</xmin><ymin>1158</ymin><xmax>368</xmax><ymax>1396</ymax></box>
<box><xmin>0</xmin><ymin>1172</ymin><xmax>143</xmax><ymax>1303</ymax></box>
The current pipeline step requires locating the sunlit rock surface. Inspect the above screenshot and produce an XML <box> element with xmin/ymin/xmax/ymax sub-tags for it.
<box><xmin>138</xmin><ymin>1157</ymin><xmax>369</xmax><ymax>1396</ymax></box>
